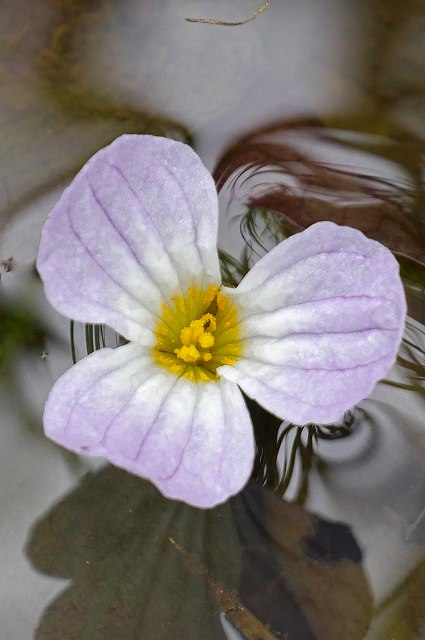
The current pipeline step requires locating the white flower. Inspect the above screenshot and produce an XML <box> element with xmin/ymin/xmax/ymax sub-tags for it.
<box><xmin>37</xmin><ymin>135</ymin><xmax>406</xmax><ymax>507</ymax></box>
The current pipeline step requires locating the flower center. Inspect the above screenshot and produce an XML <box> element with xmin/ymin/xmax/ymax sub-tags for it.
<box><xmin>153</xmin><ymin>285</ymin><xmax>242</xmax><ymax>382</ymax></box>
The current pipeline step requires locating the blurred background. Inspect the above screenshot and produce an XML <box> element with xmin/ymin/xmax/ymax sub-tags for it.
<box><xmin>0</xmin><ymin>1</ymin><xmax>424</xmax><ymax>638</ymax></box>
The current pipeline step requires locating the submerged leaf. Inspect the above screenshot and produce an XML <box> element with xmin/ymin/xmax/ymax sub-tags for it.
<box><xmin>26</xmin><ymin>469</ymin><xmax>372</xmax><ymax>639</ymax></box>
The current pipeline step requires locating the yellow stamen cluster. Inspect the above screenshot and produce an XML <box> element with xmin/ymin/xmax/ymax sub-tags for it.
<box><xmin>153</xmin><ymin>284</ymin><xmax>242</xmax><ymax>382</ymax></box>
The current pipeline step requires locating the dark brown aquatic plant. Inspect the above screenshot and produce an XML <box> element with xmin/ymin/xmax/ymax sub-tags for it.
<box><xmin>214</xmin><ymin>117</ymin><xmax>425</xmax><ymax>268</ymax></box>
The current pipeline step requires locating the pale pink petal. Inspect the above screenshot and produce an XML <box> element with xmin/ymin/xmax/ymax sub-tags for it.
<box><xmin>37</xmin><ymin>135</ymin><xmax>221</xmax><ymax>343</ymax></box>
<box><xmin>220</xmin><ymin>222</ymin><xmax>406</xmax><ymax>424</ymax></box>
<box><xmin>44</xmin><ymin>344</ymin><xmax>254</xmax><ymax>508</ymax></box>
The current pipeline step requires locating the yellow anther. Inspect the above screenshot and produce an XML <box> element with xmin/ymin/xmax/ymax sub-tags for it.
<box><xmin>198</xmin><ymin>332</ymin><xmax>214</xmax><ymax>348</ymax></box>
<box><xmin>190</xmin><ymin>319</ymin><xmax>204</xmax><ymax>342</ymax></box>
<box><xmin>153</xmin><ymin>284</ymin><xmax>242</xmax><ymax>382</ymax></box>
<box><xmin>175</xmin><ymin>344</ymin><xmax>200</xmax><ymax>363</ymax></box>
<box><xmin>180</xmin><ymin>326</ymin><xmax>193</xmax><ymax>346</ymax></box>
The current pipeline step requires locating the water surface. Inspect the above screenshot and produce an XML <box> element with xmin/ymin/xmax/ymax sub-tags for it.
<box><xmin>1</xmin><ymin>1</ymin><xmax>424</xmax><ymax>638</ymax></box>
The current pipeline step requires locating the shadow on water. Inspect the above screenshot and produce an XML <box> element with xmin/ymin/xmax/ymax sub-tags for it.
<box><xmin>26</xmin><ymin>467</ymin><xmax>372</xmax><ymax>640</ymax></box>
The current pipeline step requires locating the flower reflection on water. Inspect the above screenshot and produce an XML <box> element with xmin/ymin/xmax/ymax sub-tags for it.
<box><xmin>37</xmin><ymin>134</ymin><xmax>406</xmax><ymax>508</ymax></box>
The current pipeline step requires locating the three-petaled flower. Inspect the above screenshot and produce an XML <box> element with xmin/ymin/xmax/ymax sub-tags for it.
<box><xmin>37</xmin><ymin>135</ymin><xmax>406</xmax><ymax>507</ymax></box>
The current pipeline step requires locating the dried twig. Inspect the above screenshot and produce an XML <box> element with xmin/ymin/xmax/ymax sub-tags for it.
<box><xmin>186</xmin><ymin>0</ymin><xmax>271</xmax><ymax>26</ymax></box>
<box><xmin>168</xmin><ymin>536</ymin><xmax>279</xmax><ymax>639</ymax></box>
